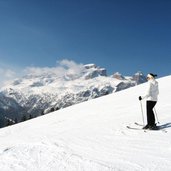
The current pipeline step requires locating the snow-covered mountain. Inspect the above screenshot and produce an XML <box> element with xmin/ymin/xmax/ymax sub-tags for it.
<box><xmin>0</xmin><ymin>75</ymin><xmax>170</xmax><ymax>171</ymax></box>
<box><xmin>0</xmin><ymin>64</ymin><xmax>146</xmax><ymax>128</ymax></box>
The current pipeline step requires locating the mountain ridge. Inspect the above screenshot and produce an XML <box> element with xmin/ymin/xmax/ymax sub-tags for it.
<box><xmin>0</xmin><ymin>64</ymin><xmax>146</xmax><ymax>128</ymax></box>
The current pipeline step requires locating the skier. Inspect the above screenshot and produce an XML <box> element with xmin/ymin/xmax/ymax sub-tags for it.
<box><xmin>139</xmin><ymin>73</ymin><xmax>159</xmax><ymax>130</ymax></box>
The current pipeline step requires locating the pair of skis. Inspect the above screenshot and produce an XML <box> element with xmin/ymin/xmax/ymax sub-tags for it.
<box><xmin>127</xmin><ymin>122</ymin><xmax>167</xmax><ymax>133</ymax></box>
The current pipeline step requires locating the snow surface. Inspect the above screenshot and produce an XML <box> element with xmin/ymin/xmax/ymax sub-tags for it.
<box><xmin>0</xmin><ymin>76</ymin><xmax>171</xmax><ymax>171</ymax></box>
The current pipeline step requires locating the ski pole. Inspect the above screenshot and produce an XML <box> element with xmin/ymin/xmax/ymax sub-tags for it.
<box><xmin>140</xmin><ymin>100</ymin><xmax>145</xmax><ymax>126</ymax></box>
<box><xmin>154</xmin><ymin>107</ymin><xmax>160</xmax><ymax>124</ymax></box>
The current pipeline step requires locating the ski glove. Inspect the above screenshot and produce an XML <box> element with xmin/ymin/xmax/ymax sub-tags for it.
<box><xmin>139</xmin><ymin>96</ymin><xmax>142</xmax><ymax>101</ymax></box>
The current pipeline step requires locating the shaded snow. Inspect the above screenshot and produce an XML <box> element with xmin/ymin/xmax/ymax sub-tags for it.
<box><xmin>0</xmin><ymin>76</ymin><xmax>171</xmax><ymax>171</ymax></box>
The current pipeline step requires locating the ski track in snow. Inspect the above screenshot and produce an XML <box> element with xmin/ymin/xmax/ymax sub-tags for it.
<box><xmin>0</xmin><ymin>143</ymin><xmax>144</xmax><ymax>171</ymax></box>
<box><xmin>0</xmin><ymin>76</ymin><xmax>171</xmax><ymax>171</ymax></box>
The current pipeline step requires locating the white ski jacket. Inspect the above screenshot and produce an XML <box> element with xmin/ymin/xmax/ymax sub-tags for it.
<box><xmin>143</xmin><ymin>79</ymin><xmax>159</xmax><ymax>101</ymax></box>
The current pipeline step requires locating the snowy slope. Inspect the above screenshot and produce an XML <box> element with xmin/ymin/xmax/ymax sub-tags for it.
<box><xmin>0</xmin><ymin>75</ymin><xmax>171</xmax><ymax>171</ymax></box>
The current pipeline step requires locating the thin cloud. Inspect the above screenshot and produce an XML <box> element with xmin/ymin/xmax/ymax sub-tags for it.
<box><xmin>0</xmin><ymin>68</ymin><xmax>15</xmax><ymax>78</ymax></box>
<box><xmin>25</xmin><ymin>59</ymin><xmax>85</xmax><ymax>78</ymax></box>
<box><xmin>0</xmin><ymin>68</ymin><xmax>18</xmax><ymax>87</ymax></box>
<box><xmin>0</xmin><ymin>59</ymin><xmax>85</xmax><ymax>87</ymax></box>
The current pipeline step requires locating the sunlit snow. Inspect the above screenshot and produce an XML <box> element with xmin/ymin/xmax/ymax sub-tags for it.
<box><xmin>0</xmin><ymin>76</ymin><xmax>171</xmax><ymax>171</ymax></box>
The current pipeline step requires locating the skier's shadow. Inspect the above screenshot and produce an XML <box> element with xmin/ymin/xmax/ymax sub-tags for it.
<box><xmin>158</xmin><ymin>122</ymin><xmax>171</xmax><ymax>130</ymax></box>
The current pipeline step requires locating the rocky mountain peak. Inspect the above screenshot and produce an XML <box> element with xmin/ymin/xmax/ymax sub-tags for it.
<box><xmin>0</xmin><ymin>64</ymin><xmax>146</xmax><ymax>128</ymax></box>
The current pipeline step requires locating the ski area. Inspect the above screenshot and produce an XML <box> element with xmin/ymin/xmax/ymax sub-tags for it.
<box><xmin>0</xmin><ymin>76</ymin><xmax>171</xmax><ymax>171</ymax></box>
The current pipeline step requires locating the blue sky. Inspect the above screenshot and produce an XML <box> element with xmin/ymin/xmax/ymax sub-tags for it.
<box><xmin>0</xmin><ymin>0</ymin><xmax>171</xmax><ymax>84</ymax></box>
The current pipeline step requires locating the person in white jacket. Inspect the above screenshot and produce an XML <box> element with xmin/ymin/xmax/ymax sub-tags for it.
<box><xmin>139</xmin><ymin>73</ymin><xmax>159</xmax><ymax>129</ymax></box>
